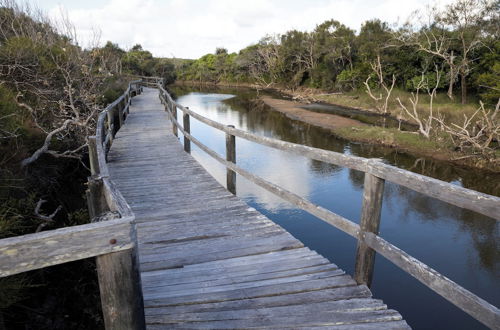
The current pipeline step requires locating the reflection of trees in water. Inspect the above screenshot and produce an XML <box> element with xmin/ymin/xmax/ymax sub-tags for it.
<box><xmin>348</xmin><ymin>169</ymin><xmax>365</xmax><ymax>189</ymax></box>
<box><xmin>308</xmin><ymin>159</ymin><xmax>341</xmax><ymax>177</ymax></box>
<box><xmin>384</xmin><ymin>182</ymin><xmax>499</xmax><ymax>274</ymax></box>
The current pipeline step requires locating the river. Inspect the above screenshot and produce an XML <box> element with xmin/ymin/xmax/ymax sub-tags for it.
<box><xmin>169</xmin><ymin>85</ymin><xmax>499</xmax><ymax>330</ymax></box>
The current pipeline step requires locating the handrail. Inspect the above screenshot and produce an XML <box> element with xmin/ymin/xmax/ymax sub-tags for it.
<box><xmin>156</xmin><ymin>83</ymin><xmax>500</xmax><ymax>329</ymax></box>
<box><xmin>0</xmin><ymin>80</ymin><xmax>143</xmax><ymax>278</ymax></box>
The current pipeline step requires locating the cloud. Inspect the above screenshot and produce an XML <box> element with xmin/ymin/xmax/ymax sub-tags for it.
<box><xmin>43</xmin><ymin>0</ymin><xmax>456</xmax><ymax>59</ymax></box>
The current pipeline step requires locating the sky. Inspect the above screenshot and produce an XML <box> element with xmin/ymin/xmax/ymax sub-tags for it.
<box><xmin>32</xmin><ymin>0</ymin><xmax>455</xmax><ymax>59</ymax></box>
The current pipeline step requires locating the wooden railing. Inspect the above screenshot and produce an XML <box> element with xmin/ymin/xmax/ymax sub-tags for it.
<box><xmin>0</xmin><ymin>80</ymin><xmax>146</xmax><ymax>330</ymax></box>
<box><xmin>157</xmin><ymin>84</ymin><xmax>500</xmax><ymax>329</ymax></box>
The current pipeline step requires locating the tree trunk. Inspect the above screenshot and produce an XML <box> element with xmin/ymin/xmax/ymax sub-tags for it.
<box><xmin>447</xmin><ymin>52</ymin><xmax>455</xmax><ymax>100</ymax></box>
<box><xmin>447</xmin><ymin>68</ymin><xmax>454</xmax><ymax>100</ymax></box>
<box><xmin>461</xmin><ymin>72</ymin><xmax>467</xmax><ymax>105</ymax></box>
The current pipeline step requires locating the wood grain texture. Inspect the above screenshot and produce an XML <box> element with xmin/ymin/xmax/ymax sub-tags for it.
<box><xmin>97</xmin><ymin>248</ymin><xmax>146</xmax><ymax>330</ymax></box>
<box><xmin>0</xmin><ymin>217</ymin><xmax>134</xmax><ymax>277</ymax></box>
<box><xmin>107</xmin><ymin>87</ymin><xmax>410</xmax><ymax>329</ymax></box>
<box><xmin>354</xmin><ymin>173</ymin><xmax>385</xmax><ymax>286</ymax></box>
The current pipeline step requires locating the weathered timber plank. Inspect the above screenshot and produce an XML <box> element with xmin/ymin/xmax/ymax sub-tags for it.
<box><xmin>147</xmin><ymin>309</ymin><xmax>403</xmax><ymax>329</ymax></box>
<box><xmin>147</xmin><ymin>298</ymin><xmax>387</xmax><ymax>323</ymax></box>
<box><xmin>146</xmin><ymin>321</ymin><xmax>410</xmax><ymax>330</ymax></box>
<box><xmin>0</xmin><ymin>217</ymin><xmax>134</xmax><ymax>277</ymax></box>
<box><xmin>141</xmin><ymin>256</ymin><xmax>331</xmax><ymax>285</ymax></box>
<box><xmin>144</xmin><ymin>276</ymin><xmax>357</xmax><ymax>307</ymax></box>
<box><xmin>145</xmin><ymin>286</ymin><xmax>373</xmax><ymax>315</ymax></box>
<box><xmin>142</xmin><ymin>269</ymin><xmax>345</xmax><ymax>296</ymax></box>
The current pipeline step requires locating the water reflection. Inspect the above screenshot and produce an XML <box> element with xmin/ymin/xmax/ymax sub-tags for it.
<box><xmin>170</xmin><ymin>85</ymin><xmax>499</xmax><ymax>330</ymax></box>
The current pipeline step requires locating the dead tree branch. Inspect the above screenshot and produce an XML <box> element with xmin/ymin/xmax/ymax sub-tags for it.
<box><xmin>34</xmin><ymin>199</ymin><xmax>62</xmax><ymax>232</ymax></box>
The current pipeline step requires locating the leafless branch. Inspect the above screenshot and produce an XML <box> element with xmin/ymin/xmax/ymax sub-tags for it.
<box><xmin>34</xmin><ymin>199</ymin><xmax>62</xmax><ymax>232</ymax></box>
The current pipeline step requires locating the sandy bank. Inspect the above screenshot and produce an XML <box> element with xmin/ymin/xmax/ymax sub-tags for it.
<box><xmin>260</xmin><ymin>96</ymin><xmax>365</xmax><ymax>130</ymax></box>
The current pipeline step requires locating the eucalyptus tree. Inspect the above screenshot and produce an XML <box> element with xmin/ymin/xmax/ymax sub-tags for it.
<box><xmin>398</xmin><ymin>0</ymin><xmax>496</xmax><ymax>103</ymax></box>
<box><xmin>440</xmin><ymin>0</ymin><xmax>497</xmax><ymax>104</ymax></box>
<box><xmin>312</xmin><ymin>20</ymin><xmax>356</xmax><ymax>89</ymax></box>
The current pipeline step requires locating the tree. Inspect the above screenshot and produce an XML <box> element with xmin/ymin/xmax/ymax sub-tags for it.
<box><xmin>94</xmin><ymin>41</ymin><xmax>125</xmax><ymax>75</ymax></box>
<box><xmin>440</xmin><ymin>0</ymin><xmax>496</xmax><ymax>104</ymax></box>
<box><xmin>312</xmin><ymin>20</ymin><xmax>356</xmax><ymax>88</ymax></box>
<box><xmin>398</xmin><ymin>0</ymin><xmax>496</xmax><ymax>103</ymax></box>
<box><xmin>0</xmin><ymin>1</ymin><xmax>106</xmax><ymax>167</ymax></box>
<box><xmin>364</xmin><ymin>54</ymin><xmax>396</xmax><ymax>114</ymax></box>
<box><xmin>397</xmin><ymin>68</ymin><xmax>442</xmax><ymax>138</ymax></box>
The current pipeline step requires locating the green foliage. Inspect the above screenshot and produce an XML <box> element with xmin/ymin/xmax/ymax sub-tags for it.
<box><xmin>406</xmin><ymin>72</ymin><xmax>446</xmax><ymax>91</ymax></box>
<box><xmin>474</xmin><ymin>41</ymin><xmax>500</xmax><ymax>104</ymax></box>
<box><xmin>476</xmin><ymin>62</ymin><xmax>500</xmax><ymax>104</ymax></box>
<box><xmin>336</xmin><ymin>67</ymin><xmax>366</xmax><ymax>90</ymax></box>
<box><xmin>101</xmin><ymin>76</ymin><xmax>128</xmax><ymax>105</ymax></box>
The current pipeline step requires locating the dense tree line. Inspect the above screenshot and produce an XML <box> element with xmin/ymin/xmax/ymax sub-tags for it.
<box><xmin>178</xmin><ymin>0</ymin><xmax>499</xmax><ymax>105</ymax></box>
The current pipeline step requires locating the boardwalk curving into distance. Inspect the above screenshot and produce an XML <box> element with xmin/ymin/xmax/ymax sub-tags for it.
<box><xmin>106</xmin><ymin>87</ymin><xmax>410</xmax><ymax>329</ymax></box>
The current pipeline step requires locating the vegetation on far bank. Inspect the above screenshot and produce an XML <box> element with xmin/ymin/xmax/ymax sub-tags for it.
<box><xmin>175</xmin><ymin>0</ymin><xmax>499</xmax><ymax>165</ymax></box>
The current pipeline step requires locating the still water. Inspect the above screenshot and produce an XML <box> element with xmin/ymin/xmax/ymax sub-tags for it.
<box><xmin>169</xmin><ymin>85</ymin><xmax>499</xmax><ymax>330</ymax></box>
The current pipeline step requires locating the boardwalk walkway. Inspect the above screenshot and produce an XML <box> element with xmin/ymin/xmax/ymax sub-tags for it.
<box><xmin>106</xmin><ymin>88</ymin><xmax>409</xmax><ymax>329</ymax></box>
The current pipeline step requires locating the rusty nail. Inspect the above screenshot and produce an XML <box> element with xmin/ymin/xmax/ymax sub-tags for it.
<box><xmin>109</xmin><ymin>239</ymin><xmax>117</xmax><ymax>245</ymax></box>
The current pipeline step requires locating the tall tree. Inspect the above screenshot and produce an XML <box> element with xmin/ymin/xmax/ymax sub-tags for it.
<box><xmin>440</xmin><ymin>0</ymin><xmax>496</xmax><ymax>104</ymax></box>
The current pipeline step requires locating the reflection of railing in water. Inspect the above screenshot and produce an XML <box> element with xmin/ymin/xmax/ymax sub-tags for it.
<box><xmin>0</xmin><ymin>79</ymin><xmax>148</xmax><ymax>330</ymax></box>
<box><xmin>158</xmin><ymin>83</ymin><xmax>500</xmax><ymax>329</ymax></box>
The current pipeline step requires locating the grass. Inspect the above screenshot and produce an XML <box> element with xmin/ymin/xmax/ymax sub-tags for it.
<box><xmin>314</xmin><ymin>88</ymin><xmax>481</xmax><ymax>126</ymax></box>
<box><xmin>334</xmin><ymin>126</ymin><xmax>452</xmax><ymax>157</ymax></box>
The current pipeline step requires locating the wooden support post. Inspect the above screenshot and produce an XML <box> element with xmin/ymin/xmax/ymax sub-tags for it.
<box><xmin>354</xmin><ymin>172</ymin><xmax>385</xmax><ymax>287</ymax></box>
<box><xmin>117</xmin><ymin>101</ymin><xmax>124</xmax><ymax>128</ymax></box>
<box><xmin>226</xmin><ymin>125</ymin><xmax>236</xmax><ymax>194</ymax></box>
<box><xmin>172</xmin><ymin>104</ymin><xmax>178</xmax><ymax>137</ymax></box>
<box><xmin>88</xmin><ymin>136</ymin><xmax>100</xmax><ymax>176</ymax></box>
<box><xmin>96</xmin><ymin>245</ymin><xmax>146</xmax><ymax>330</ymax></box>
<box><xmin>183</xmin><ymin>110</ymin><xmax>191</xmax><ymax>153</ymax></box>
<box><xmin>106</xmin><ymin>111</ymin><xmax>115</xmax><ymax>142</ymax></box>
<box><xmin>86</xmin><ymin>176</ymin><xmax>107</xmax><ymax>221</ymax></box>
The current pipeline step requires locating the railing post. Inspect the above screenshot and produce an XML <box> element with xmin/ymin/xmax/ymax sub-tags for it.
<box><xmin>86</xmin><ymin>176</ymin><xmax>106</xmax><ymax>221</ymax></box>
<box><xmin>354</xmin><ymin>170</ymin><xmax>385</xmax><ymax>287</ymax></box>
<box><xmin>106</xmin><ymin>111</ymin><xmax>114</xmax><ymax>141</ymax></box>
<box><xmin>183</xmin><ymin>109</ymin><xmax>190</xmax><ymax>153</ymax></box>
<box><xmin>117</xmin><ymin>100</ymin><xmax>124</xmax><ymax>128</ymax></box>
<box><xmin>95</xmin><ymin>239</ymin><xmax>146</xmax><ymax>330</ymax></box>
<box><xmin>172</xmin><ymin>103</ymin><xmax>178</xmax><ymax>137</ymax></box>
<box><xmin>226</xmin><ymin>125</ymin><xmax>236</xmax><ymax>194</ymax></box>
<box><xmin>88</xmin><ymin>136</ymin><xmax>100</xmax><ymax>176</ymax></box>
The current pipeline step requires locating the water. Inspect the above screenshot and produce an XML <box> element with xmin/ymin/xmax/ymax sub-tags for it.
<box><xmin>169</xmin><ymin>85</ymin><xmax>500</xmax><ymax>330</ymax></box>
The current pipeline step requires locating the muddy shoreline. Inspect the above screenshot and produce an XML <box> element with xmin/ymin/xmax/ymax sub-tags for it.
<box><xmin>260</xmin><ymin>96</ymin><xmax>365</xmax><ymax>130</ymax></box>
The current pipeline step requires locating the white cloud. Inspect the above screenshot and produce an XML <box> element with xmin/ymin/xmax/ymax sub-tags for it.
<box><xmin>41</xmin><ymin>0</ymin><xmax>456</xmax><ymax>59</ymax></box>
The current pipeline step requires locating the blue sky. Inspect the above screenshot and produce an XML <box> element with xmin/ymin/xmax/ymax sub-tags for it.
<box><xmin>32</xmin><ymin>0</ymin><xmax>454</xmax><ymax>59</ymax></box>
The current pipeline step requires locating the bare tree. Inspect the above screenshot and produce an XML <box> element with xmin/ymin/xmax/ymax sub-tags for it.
<box><xmin>34</xmin><ymin>199</ymin><xmax>62</xmax><ymax>232</ymax></box>
<box><xmin>437</xmin><ymin>98</ymin><xmax>499</xmax><ymax>155</ymax></box>
<box><xmin>364</xmin><ymin>54</ymin><xmax>396</xmax><ymax>114</ymax></box>
<box><xmin>396</xmin><ymin>7</ymin><xmax>459</xmax><ymax>100</ymax></box>
<box><xmin>0</xmin><ymin>1</ymin><xmax>108</xmax><ymax>167</ymax></box>
<box><xmin>398</xmin><ymin>0</ymin><xmax>495</xmax><ymax>103</ymax></box>
<box><xmin>396</xmin><ymin>69</ymin><xmax>442</xmax><ymax>138</ymax></box>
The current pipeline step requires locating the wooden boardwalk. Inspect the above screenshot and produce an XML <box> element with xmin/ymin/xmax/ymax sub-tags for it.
<box><xmin>106</xmin><ymin>88</ymin><xmax>410</xmax><ymax>329</ymax></box>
